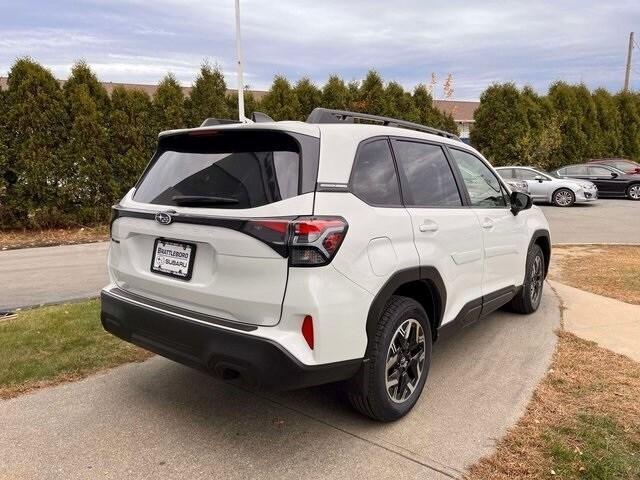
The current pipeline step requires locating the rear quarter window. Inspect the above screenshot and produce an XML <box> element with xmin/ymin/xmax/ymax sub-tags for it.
<box><xmin>133</xmin><ymin>129</ymin><xmax>319</xmax><ymax>209</ymax></box>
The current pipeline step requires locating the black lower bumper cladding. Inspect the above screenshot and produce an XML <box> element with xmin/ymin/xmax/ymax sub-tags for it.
<box><xmin>100</xmin><ymin>289</ymin><xmax>361</xmax><ymax>390</ymax></box>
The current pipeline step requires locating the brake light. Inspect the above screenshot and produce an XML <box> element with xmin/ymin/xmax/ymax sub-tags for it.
<box><xmin>243</xmin><ymin>216</ymin><xmax>348</xmax><ymax>266</ymax></box>
<box><xmin>290</xmin><ymin>217</ymin><xmax>348</xmax><ymax>266</ymax></box>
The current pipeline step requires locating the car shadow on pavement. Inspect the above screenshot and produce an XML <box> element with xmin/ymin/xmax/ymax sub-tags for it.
<box><xmin>127</xmin><ymin>292</ymin><xmax>559</xmax><ymax>477</ymax></box>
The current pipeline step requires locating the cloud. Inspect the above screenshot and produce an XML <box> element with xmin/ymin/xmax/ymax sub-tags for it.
<box><xmin>1</xmin><ymin>0</ymin><xmax>639</xmax><ymax>97</ymax></box>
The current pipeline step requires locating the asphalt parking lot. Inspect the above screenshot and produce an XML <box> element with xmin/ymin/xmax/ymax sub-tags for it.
<box><xmin>539</xmin><ymin>198</ymin><xmax>640</xmax><ymax>244</ymax></box>
<box><xmin>1</xmin><ymin>293</ymin><xmax>559</xmax><ymax>480</ymax></box>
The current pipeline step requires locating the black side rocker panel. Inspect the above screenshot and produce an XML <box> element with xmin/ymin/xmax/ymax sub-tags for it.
<box><xmin>101</xmin><ymin>289</ymin><xmax>361</xmax><ymax>390</ymax></box>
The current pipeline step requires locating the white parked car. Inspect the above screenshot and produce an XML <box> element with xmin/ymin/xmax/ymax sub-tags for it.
<box><xmin>504</xmin><ymin>179</ymin><xmax>529</xmax><ymax>194</ymax></box>
<box><xmin>495</xmin><ymin>166</ymin><xmax>597</xmax><ymax>207</ymax></box>
<box><xmin>102</xmin><ymin>108</ymin><xmax>551</xmax><ymax>421</ymax></box>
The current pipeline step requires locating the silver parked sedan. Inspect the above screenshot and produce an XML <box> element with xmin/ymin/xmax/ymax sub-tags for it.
<box><xmin>495</xmin><ymin>166</ymin><xmax>597</xmax><ymax>207</ymax></box>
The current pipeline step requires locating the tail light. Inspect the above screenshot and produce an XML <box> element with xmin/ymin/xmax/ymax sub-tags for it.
<box><xmin>289</xmin><ymin>217</ymin><xmax>348</xmax><ymax>267</ymax></box>
<box><xmin>243</xmin><ymin>216</ymin><xmax>348</xmax><ymax>266</ymax></box>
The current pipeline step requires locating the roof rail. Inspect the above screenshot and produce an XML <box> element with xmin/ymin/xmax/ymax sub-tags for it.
<box><xmin>306</xmin><ymin>108</ymin><xmax>461</xmax><ymax>141</ymax></box>
<box><xmin>200</xmin><ymin>118</ymin><xmax>241</xmax><ymax>127</ymax></box>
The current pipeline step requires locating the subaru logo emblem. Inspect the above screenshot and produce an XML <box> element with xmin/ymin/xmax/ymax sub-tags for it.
<box><xmin>155</xmin><ymin>212</ymin><xmax>173</xmax><ymax>225</ymax></box>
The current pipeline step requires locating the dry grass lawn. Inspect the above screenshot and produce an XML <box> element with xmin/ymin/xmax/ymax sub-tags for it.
<box><xmin>549</xmin><ymin>245</ymin><xmax>640</xmax><ymax>305</ymax></box>
<box><xmin>0</xmin><ymin>225</ymin><xmax>109</xmax><ymax>250</ymax></box>
<box><xmin>467</xmin><ymin>332</ymin><xmax>640</xmax><ymax>479</ymax></box>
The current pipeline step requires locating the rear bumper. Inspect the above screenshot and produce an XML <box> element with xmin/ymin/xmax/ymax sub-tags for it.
<box><xmin>100</xmin><ymin>288</ymin><xmax>362</xmax><ymax>390</ymax></box>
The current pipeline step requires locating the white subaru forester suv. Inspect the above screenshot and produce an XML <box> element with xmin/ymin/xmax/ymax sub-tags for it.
<box><xmin>102</xmin><ymin>108</ymin><xmax>551</xmax><ymax>421</ymax></box>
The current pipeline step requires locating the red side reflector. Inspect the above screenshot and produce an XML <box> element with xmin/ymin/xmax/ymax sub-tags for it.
<box><xmin>302</xmin><ymin>315</ymin><xmax>314</xmax><ymax>350</ymax></box>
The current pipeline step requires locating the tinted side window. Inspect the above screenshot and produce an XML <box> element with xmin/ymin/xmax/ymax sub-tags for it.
<box><xmin>565</xmin><ymin>166</ymin><xmax>588</xmax><ymax>175</ymax></box>
<box><xmin>589</xmin><ymin>166</ymin><xmax>612</xmax><ymax>176</ymax></box>
<box><xmin>450</xmin><ymin>148</ymin><xmax>508</xmax><ymax>208</ymax></box>
<box><xmin>612</xmin><ymin>162</ymin><xmax>630</xmax><ymax>170</ymax></box>
<box><xmin>351</xmin><ymin>139</ymin><xmax>401</xmax><ymax>206</ymax></box>
<box><xmin>393</xmin><ymin>141</ymin><xmax>462</xmax><ymax>207</ymax></box>
<box><xmin>497</xmin><ymin>168</ymin><xmax>515</xmax><ymax>180</ymax></box>
<box><xmin>514</xmin><ymin>169</ymin><xmax>539</xmax><ymax>180</ymax></box>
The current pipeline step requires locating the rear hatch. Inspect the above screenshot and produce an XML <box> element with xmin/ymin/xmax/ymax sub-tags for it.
<box><xmin>109</xmin><ymin>127</ymin><xmax>319</xmax><ymax>327</ymax></box>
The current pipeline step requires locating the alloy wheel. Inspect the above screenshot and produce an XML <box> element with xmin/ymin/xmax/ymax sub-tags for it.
<box><xmin>530</xmin><ymin>254</ymin><xmax>544</xmax><ymax>306</ymax></box>
<box><xmin>628</xmin><ymin>184</ymin><xmax>640</xmax><ymax>200</ymax></box>
<box><xmin>554</xmin><ymin>190</ymin><xmax>573</xmax><ymax>206</ymax></box>
<box><xmin>385</xmin><ymin>319</ymin><xmax>426</xmax><ymax>403</ymax></box>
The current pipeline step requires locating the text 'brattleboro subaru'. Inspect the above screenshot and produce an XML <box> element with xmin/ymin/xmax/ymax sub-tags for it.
<box><xmin>101</xmin><ymin>108</ymin><xmax>551</xmax><ymax>421</ymax></box>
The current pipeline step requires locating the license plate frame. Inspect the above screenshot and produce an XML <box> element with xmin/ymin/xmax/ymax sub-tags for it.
<box><xmin>150</xmin><ymin>238</ymin><xmax>197</xmax><ymax>281</ymax></box>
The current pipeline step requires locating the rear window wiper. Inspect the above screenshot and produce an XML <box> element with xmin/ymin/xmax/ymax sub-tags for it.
<box><xmin>172</xmin><ymin>195</ymin><xmax>239</xmax><ymax>206</ymax></box>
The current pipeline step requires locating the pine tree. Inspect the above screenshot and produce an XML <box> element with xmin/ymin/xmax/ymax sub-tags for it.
<box><xmin>592</xmin><ymin>88</ymin><xmax>623</xmax><ymax>158</ymax></box>
<box><xmin>59</xmin><ymin>62</ymin><xmax>112</xmax><ymax>223</ymax></box>
<box><xmin>470</xmin><ymin>83</ymin><xmax>527</xmax><ymax>166</ymax></box>
<box><xmin>384</xmin><ymin>81</ymin><xmax>420</xmax><ymax>122</ymax></box>
<box><xmin>321</xmin><ymin>75</ymin><xmax>350</xmax><ymax>110</ymax></box>
<box><xmin>153</xmin><ymin>73</ymin><xmax>186</xmax><ymax>132</ymax></box>
<box><xmin>63</xmin><ymin>60</ymin><xmax>110</xmax><ymax>114</ymax></box>
<box><xmin>347</xmin><ymin>80</ymin><xmax>360</xmax><ymax>110</ymax></box>
<box><xmin>186</xmin><ymin>62</ymin><xmax>229</xmax><ymax>127</ymax></box>
<box><xmin>294</xmin><ymin>77</ymin><xmax>322</xmax><ymax>121</ymax></box>
<box><xmin>515</xmin><ymin>87</ymin><xmax>560</xmax><ymax>169</ymax></box>
<box><xmin>0</xmin><ymin>89</ymin><xmax>9</xmax><ymax>226</ymax></box>
<box><xmin>574</xmin><ymin>84</ymin><xmax>601</xmax><ymax>159</ymax></box>
<box><xmin>547</xmin><ymin>82</ymin><xmax>589</xmax><ymax>164</ymax></box>
<box><xmin>260</xmin><ymin>75</ymin><xmax>300</xmax><ymax>121</ymax></box>
<box><xmin>356</xmin><ymin>70</ymin><xmax>386</xmax><ymax>114</ymax></box>
<box><xmin>227</xmin><ymin>90</ymin><xmax>261</xmax><ymax>120</ymax></box>
<box><xmin>109</xmin><ymin>86</ymin><xmax>154</xmax><ymax>199</ymax></box>
<box><xmin>616</xmin><ymin>91</ymin><xmax>640</xmax><ymax>160</ymax></box>
<box><xmin>4</xmin><ymin>58</ymin><xmax>68</xmax><ymax>227</ymax></box>
<box><xmin>410</xmin><ymin>85</ymin><xmax>459</xmax><ymax>135</ymax></box>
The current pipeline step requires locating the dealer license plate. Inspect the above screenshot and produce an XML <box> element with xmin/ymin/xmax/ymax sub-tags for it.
<box><xmin>151</xmin><ymin>239</ymin><xmax>196</xmax><ymax>280</ymax></box>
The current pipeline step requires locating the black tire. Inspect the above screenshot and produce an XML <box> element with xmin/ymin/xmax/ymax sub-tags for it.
<box><xmin>508</xmin><ymin>244</ymin><xmax>545</xmax><ymax>314</ymax></box>
<box><xmin>347</xmin><ymin>296</ymin><xmax>432</xmax><ymax>422</ymax></box>
<box><xmin>552</xmin><ymin>188</ymin><xmax>575</xmax><ymax>207</ymax></box>
<box><xmin>626</xmin><ymin>183</ymin><xmax>640</xmax><ymax>201</ymax></box>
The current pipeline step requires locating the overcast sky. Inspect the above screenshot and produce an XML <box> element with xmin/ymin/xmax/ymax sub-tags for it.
<box><xmin>1</xmin><ymin>0</ymin><xmax>639</xmax><ymax>99</ymax></box>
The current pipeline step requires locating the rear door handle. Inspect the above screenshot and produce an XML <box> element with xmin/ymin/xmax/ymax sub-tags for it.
<box><xmin>419</xmin><ymin>221</ymin><xmax>439</xmax><ymax>233</ymax></box>
<box><xmin>481</xmin><ymin>218</ymin><xmax>494</xmax><ymax>229</ymax></box>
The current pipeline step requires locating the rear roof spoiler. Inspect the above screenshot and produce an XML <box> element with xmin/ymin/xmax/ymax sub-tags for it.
<box><xmin>200</xmin><ymin>111</ymin><xmax>274</xmax><ymax>127</ymax></box>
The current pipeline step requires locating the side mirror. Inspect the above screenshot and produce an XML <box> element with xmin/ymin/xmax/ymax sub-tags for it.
<box><xmin>534</xmin><ymin>175</ymin><xmax>544</xmax><ymax>183</ymax></box>
<box><xmin>510</xmin><ymin>191</ymin><xmax>532</xmax><ymax>215</ymax></box>
<box><xmin>611</xmin><ymin>172</ymin><xmax>619</xmax><ymax>178</ymax></box>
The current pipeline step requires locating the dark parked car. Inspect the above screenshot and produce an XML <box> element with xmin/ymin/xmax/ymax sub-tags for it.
<box><xmin>587</xmin><ymin>158</ymin><xmax>640</xmax><ymax>174</ymax></box>
<box><xmin>550</xmin><ymin>164</ymin><xmax>640</xmax><ymax>200</ymax></box>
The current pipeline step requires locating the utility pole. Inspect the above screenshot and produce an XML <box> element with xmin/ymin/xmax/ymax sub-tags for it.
<box><xmin>234</xmin><ymin>0</ymin><xmax>246</xmax><ymax>122</ymax></box>
<box><xmin>624</xmin><ymin>32</ymin><xmax>634</xmax><ymax>92</ymax></box>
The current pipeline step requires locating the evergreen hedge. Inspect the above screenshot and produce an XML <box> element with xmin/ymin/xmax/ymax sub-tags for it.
<box><xmin>4</xmin><ymin>58</ymin><xmax>635</xmax><ymax>230</ymax></box>
<box><xmin>470</xmin><ymin>82</ymin><xmax>640</xmax><ymax>169</ymax></box>
<box><xmin>0</xmin><ymin>59</ymin><xmax>459</xmax><ymax>229</ymax></box>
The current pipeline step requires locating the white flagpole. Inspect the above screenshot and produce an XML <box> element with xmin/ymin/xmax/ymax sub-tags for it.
<box><xmin>235</xmin><ymin>0</ymin><xmax>246</xmax><ymax>122</ymax></box>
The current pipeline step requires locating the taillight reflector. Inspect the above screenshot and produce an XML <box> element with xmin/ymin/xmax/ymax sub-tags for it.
<box><xmin>302</xmin><ymin>315</ymin><xmax>314</xmax><ymax>349</ymax></box>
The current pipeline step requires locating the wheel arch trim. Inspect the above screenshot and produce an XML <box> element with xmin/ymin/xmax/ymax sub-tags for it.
<box><xmin>365</xmin><ymin>266</ymin><xmax>446</xmax><ymax>346</ymax></box>
<box><xmin>529</xmin><ymin>229</ymin><xmax>551</xmax><ymax>278</ymax></box>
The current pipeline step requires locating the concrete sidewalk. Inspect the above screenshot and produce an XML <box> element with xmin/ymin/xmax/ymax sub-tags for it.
<box><xmin>549</xmin><ymin>280</ymin><xmax>640</xmax><ymax>362</ymax></box>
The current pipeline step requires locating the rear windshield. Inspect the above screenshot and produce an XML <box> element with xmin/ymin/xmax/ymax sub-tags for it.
<box><xmin>133</xmin><ymin>129</ymin><xmax>319</xmax><ymax>209</ymax></box>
